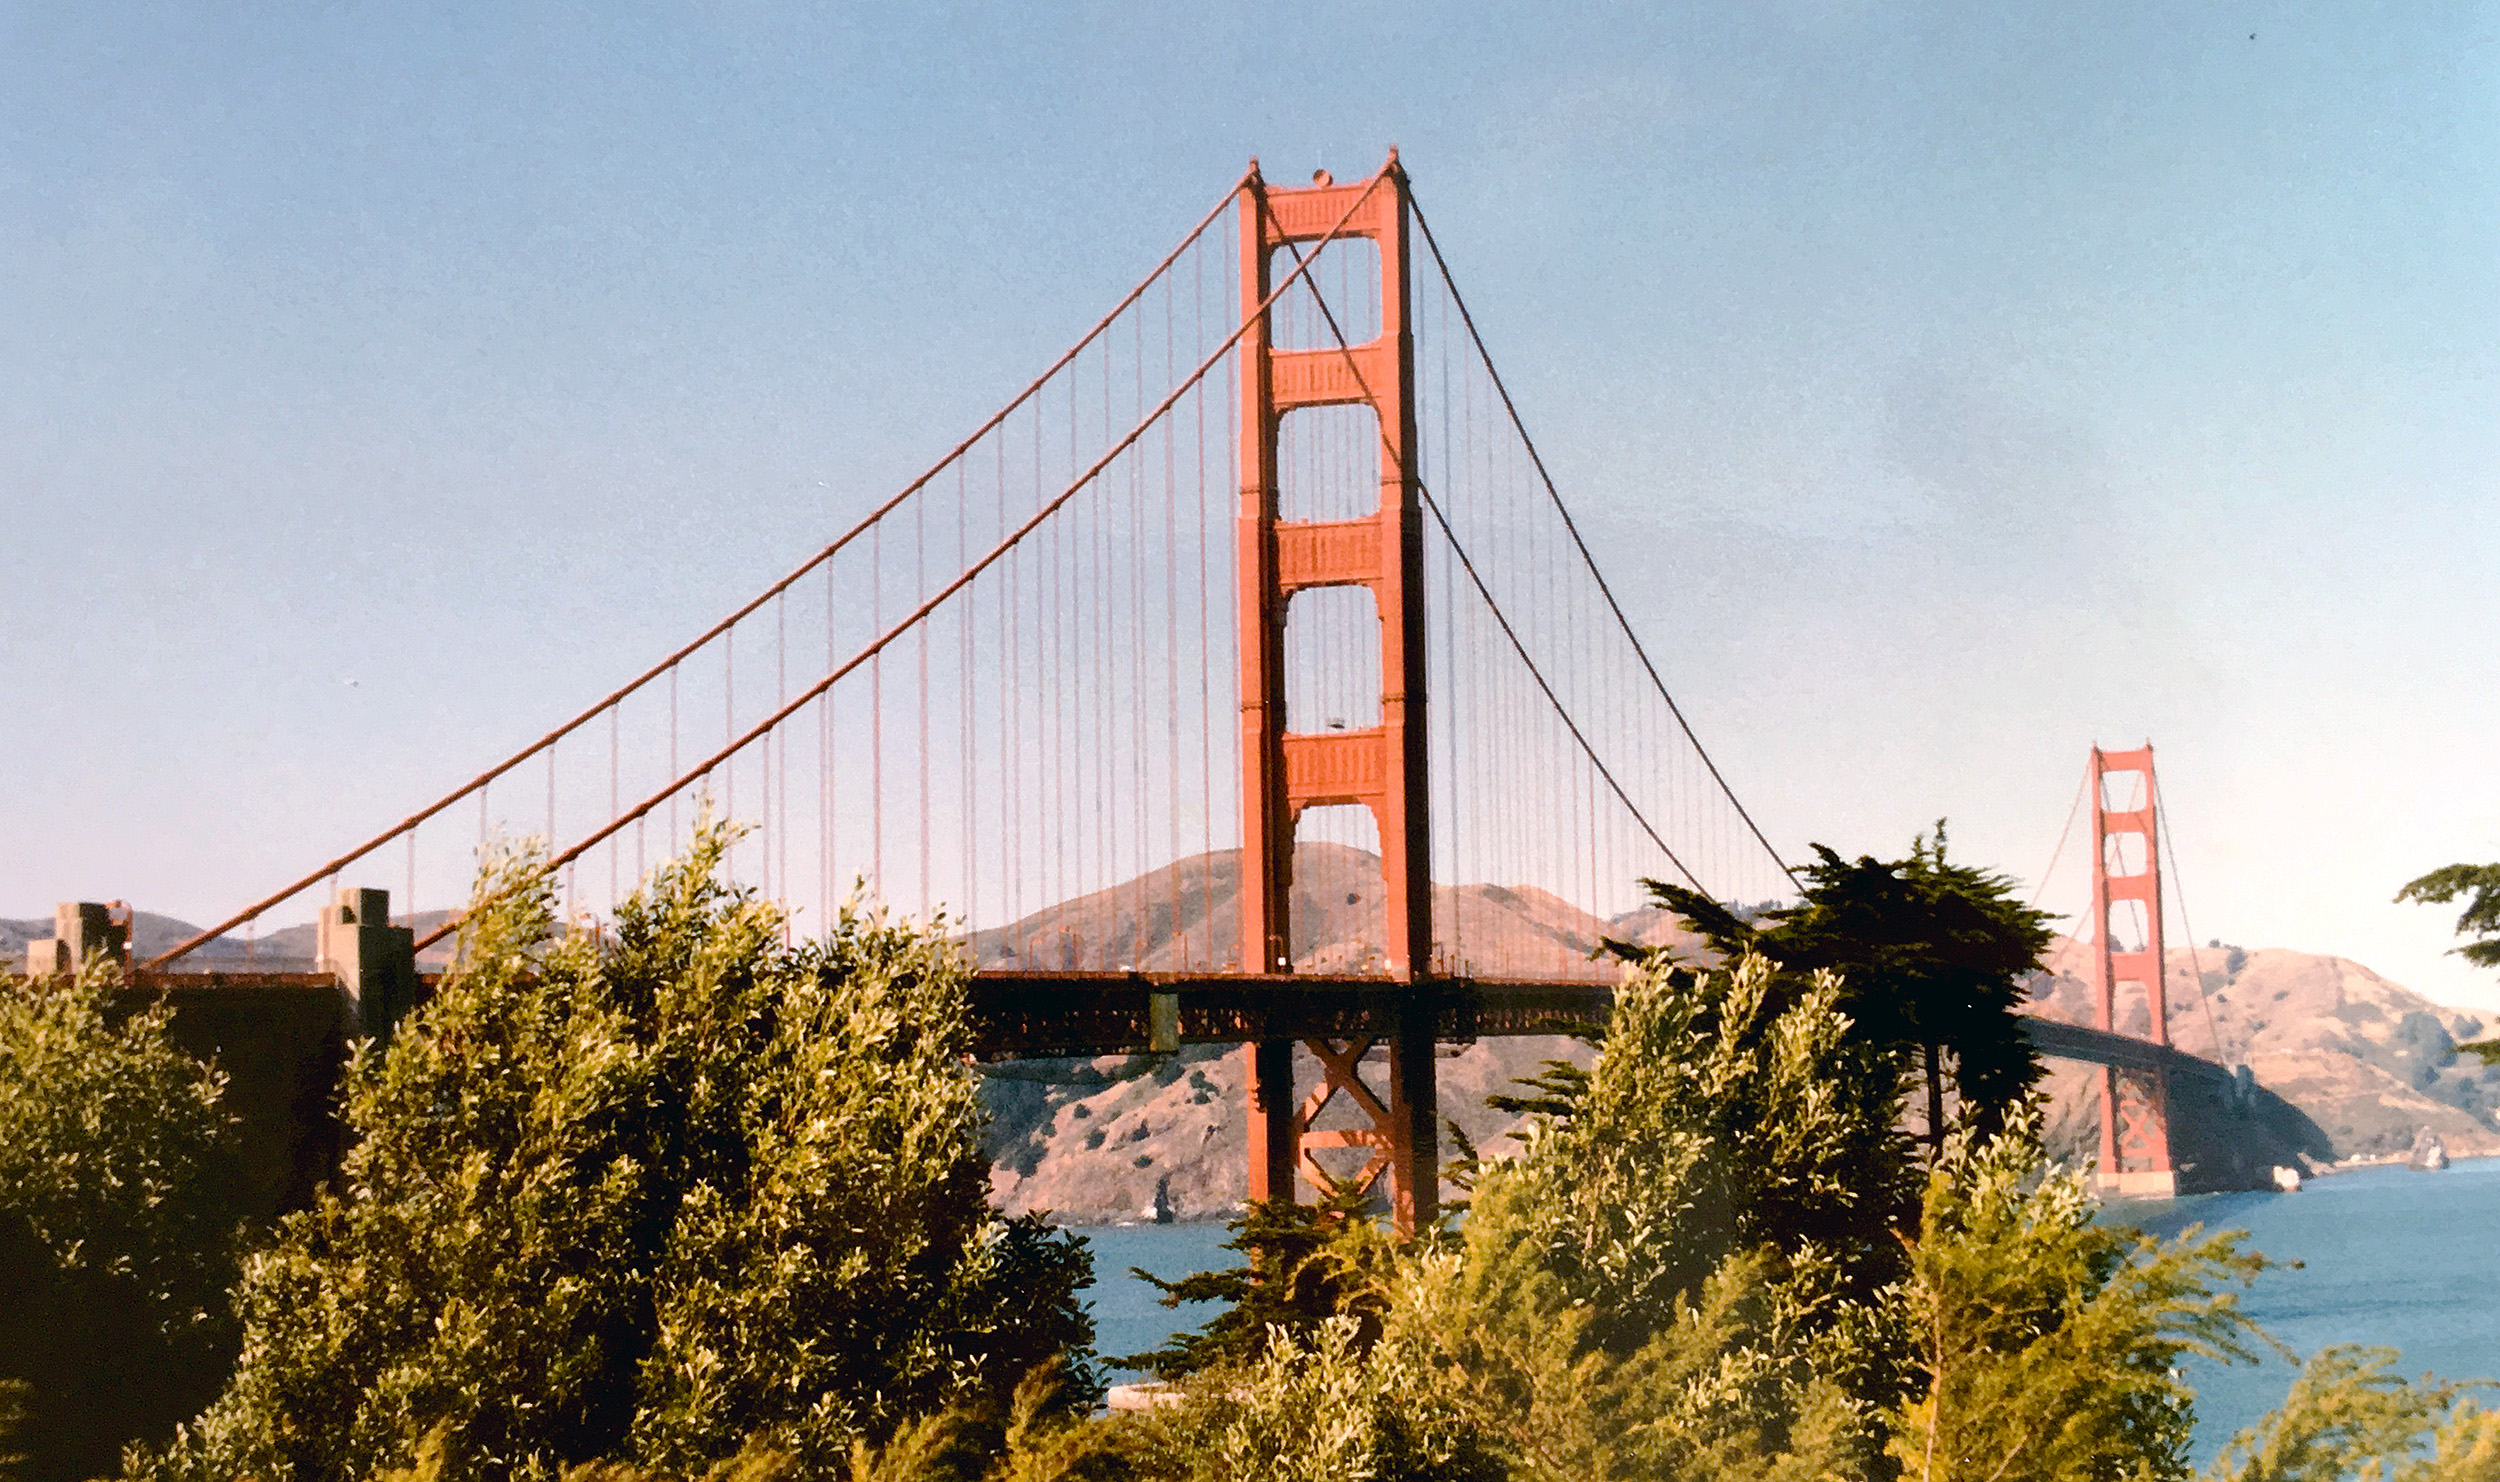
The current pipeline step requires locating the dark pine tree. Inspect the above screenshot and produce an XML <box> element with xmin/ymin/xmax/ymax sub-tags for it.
<box><xmin>1643</xmin><ymin>823</ymin><xmax>2054</xmax><ymax>1157</ymax></box>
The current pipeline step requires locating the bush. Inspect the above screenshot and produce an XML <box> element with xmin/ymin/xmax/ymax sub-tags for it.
<box><xmin>140</xmin><ymin>826</ymin><xmax>1094</xmax><ymax>1481</ymax></box>
<box><xmin>1456</xmin><ymin>952</ymin><xmax>1916</xmax><ymax>1416</ymax></box>
<box><xmin>1884</xmin><ymin>1117</ymin><xmax>2266</xmax><ymax>1482</ymax></box>
<box><xmin>1132</xmin><ymin>952</ymin><xmax>1904</xmax><ymax>1482</ymax></box>
<box><xmin>0</xmin><ymin>960</ymin><xmax>241</xmax><ymax>1482</ymax></box>
<box><xmin>2207</xmin><ymin>1345</ymin><xmax>2500</xmax><ymax>1482</ymax></box>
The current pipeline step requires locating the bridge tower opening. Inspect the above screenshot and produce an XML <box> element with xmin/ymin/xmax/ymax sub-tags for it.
<box><xmin>1235</xmin><ymin>155</ymin><xmax>1440</xmax><ymax>1233</ymax></box>
<box><xmin>2090</xmin><ymin>743</ymin><xmax>2178</xmax><ymax>1198</ymax></box>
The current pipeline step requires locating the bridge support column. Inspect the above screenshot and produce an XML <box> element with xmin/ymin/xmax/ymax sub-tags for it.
<box><xmin>1245</xmin><ymin>1038</ymin><xmax>1298</xmax><ymax>1202</ymax></box>
<box><xmin>1387</xmin><ymin>1000</ymin><xmax>1439</xmax><ymax>1231</ymax></box>
<box><xmin>2099</xmin><ymin>1063</ymin><xmax>2179</xmax><ymax>1199</ymax></box>
<box><xmin>1235</xmin><ymin>155</ymin><xmax>1439</xmax><ymax>1233</ymax></box>
<box><xmin>316</xmin><ymin>887</ymin><xmax>420</xmax><ymax>1043</ymax></box>
<box><xmin>21</xmin><ymin>901</ymin><xmax>130</xmax><ymax>978</ymax></box>
<box><xmin>2089</xmin><ymin>744</ymin><xmax>2177</xmax><ymax>1199</ymax></box>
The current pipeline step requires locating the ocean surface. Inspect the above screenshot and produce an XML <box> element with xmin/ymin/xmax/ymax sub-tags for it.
<box><xmin>1075</xmin><ymin>1157</ymin><xmax>2500</xmax><ymax>1464</ymax></box>
<box><xmin>2122</xmin><ymin>1156</ymin><xmax>2500</xmax><ymax>1465</ymax></box>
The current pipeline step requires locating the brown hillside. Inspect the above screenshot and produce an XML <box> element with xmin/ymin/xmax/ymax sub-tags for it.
<box><xmin>972</xmin><ymin>843</ymin><xmax>1703</xmax><ymax>1221</ymax></box>
<box><xmin>963</xmin><ymin>841</ymin><xmax>1703</xmax><ymax>979</ymax></box>
<box><xmin>2023</xmin><ymin>936</ymin><xmax>2500</xmax><ymax>1160</ymax></box>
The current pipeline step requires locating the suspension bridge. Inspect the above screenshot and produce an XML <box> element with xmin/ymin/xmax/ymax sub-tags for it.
<box><xmin>24</xmin><ymin>156</ymin><xmax>2285</xmax><ymax>1222</ymax></box>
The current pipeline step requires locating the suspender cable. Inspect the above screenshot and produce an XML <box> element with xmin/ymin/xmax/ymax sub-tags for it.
<box><xmin>1409</xmin><ymin>197</ymin><xmax>1794</xmax><ymax>889</ymax></box>
<box><xmin>1270</xmin><ymin>227</ymin><xmax>1706</xmax><ymax>895</ymax></box>
<box><xmin>402</xmin><ymin>175</ymin><xmax>1390</xmax><ymax>960</ymax></box>
<box><xmin>147</xmin><ymin>171</ymin><xmax>1256</xmax><ymax>971</ymax></box>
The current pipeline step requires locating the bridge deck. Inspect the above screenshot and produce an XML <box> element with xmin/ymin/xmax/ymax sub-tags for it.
<box><xmin>965</xmin><ymin>971</ymin><xmax>1611</xmax><ymax>1057</ymax></box>
<box><xmin>2015</xmin><ymin>1014</ymin><xmax>2198</xmax><ymax>1071</ymax></box>
<box><xmin>128</xmin><ymin>968</ymin><xmax>1616</xmax><ymax>1060</ymax></box>
<box><xmin>126</xmin><ymin>970</ymin><xmax>2204</xmax><ymax>1072</ymax></box>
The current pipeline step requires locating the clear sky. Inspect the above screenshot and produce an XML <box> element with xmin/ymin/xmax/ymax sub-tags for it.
<box><xmin>7</xmin><ymin>3</ymin><xmax>2498</xmax><ymax>1012</ymax></box>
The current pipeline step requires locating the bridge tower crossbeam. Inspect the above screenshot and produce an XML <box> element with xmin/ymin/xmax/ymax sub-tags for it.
<box><xmin>2090</xmin><ymin>743</ymin><xmax>2178</xmax><ymax>1198</ymax></box>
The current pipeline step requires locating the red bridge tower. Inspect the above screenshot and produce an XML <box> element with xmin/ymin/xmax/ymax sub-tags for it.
<box><xmin>2089</xmin><ymin>743</ymin><xmax>2178</xmax><ymax>1198</ymax></box>
<box><xmin>1235</xmin><ymin>156</ymin><xmax>1441</xmax><ymax>1232</ymax></box>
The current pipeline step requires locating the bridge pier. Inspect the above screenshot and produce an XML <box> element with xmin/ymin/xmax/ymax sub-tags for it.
<box><xmin>2098</xmin><ymin>1063</ymin><xmax>2179</xmax><ymax>1199</ymax></box>
<box><xmin>314</xmin><ymin>886</ymin><xmax>420</xmax><ymax>1042</ymax></box>
<box><xmin>1246</xmin><ymin>1039</ymin><xmax>1298</xmax><ymax>1201</ymax></box>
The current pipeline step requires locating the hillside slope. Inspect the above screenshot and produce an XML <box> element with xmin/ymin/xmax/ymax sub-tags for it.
<box><xmin>974</xmin><ymin>843</ymin><xmax>1679</xmax><ymax>1221</ymax></box>
<box><xmin>2024</xmin><ymin>937</ymin><xmax>2500</xmax><ymax>1160</ymax></box>
<box><xmin>35</xmin><ymin>863</ymin><xmax>2488</xmax><ymax>1210</ymax></box>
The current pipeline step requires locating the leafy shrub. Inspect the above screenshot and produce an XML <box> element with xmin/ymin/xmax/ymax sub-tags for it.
<box><xmin>1884</xmin><ymin>1117</ymin><xmax>2267</xmax><ymax>1482</ymax></box>
<box><xmin>2206</xmin><ymin>1345</ymin><xmax>2500</xmax><ymax>1482</ymax></box>
<box><xmin>0</xmin><ymin>961</ymin><xmax>240</xmax><ymax>1482</ymax></box>
<box><xmin>139</xmin><ymin>826</ymin><xmax>1093</xmax><ymax>1481</ymax></box>
<box><xmin>1460</xmin><ymin>952</ymin><xmax>1916</xmax><ymax>1411</ymax></box>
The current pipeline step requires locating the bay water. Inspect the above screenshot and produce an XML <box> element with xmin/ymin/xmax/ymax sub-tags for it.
<box><xmin>1075</xmin><ymin>1156</ymin><xmax>2500</xmax><ymax>1464</ymax></box>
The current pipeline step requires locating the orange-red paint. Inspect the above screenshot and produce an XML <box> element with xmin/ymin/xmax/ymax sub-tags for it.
<box><xmin>1236</xmin><ymin>153</ymin><xmax>1439</xmax><ymax>1231</ymax></box>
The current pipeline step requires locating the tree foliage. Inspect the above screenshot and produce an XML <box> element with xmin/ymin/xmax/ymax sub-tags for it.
<box><xmin>138</xmin><ymin>825</ymin><xmax>1093</xmax><ymax>1481</ymax></box>
<box><xmin>2394</xmin><ymin>863</ymin><xmax>2500</xmax><ymax>1068</ymax></box>
<box><xmin>0</xmin><ymin>960</ymin><xmax>242</xmax><ymax>1482</ymax></box>
<box><xmin>2395</xmin><ymin>863</ymin><xmax>2500</xmax><ymax>972</ymax></box>
<box><xmin>1210</xmin><ymin>951</ymin><xmax>1908</xmax><ymax>1481</ymax></box>
<box><xmin>1884</xmin><ymin>1116</ymin><xmax>2267</xmax><ymax>1482</ymax></box>
<box><xmin>1463</xmin><ymin>953</ymin><xmax>1913</xmax><ymax>1371</ymax></box>
<box><xmin>1122</xmin><ymin>1186</ymin><xmax>1394</xmax><ymax>1377</ymax></box>
<box><xmin>2203</xmin><ymin>1344</ymin><xmax>2500</xmax><ymax>1482</ymax></box>
<box><xmin>1644</xmin><ymin>825</ymin><xmax>2054</xmax><ymax>1154</ymax></box>
<box><xmin>1127</xmin><ymin>1313</ymin><xmax>1502</xmax><ymax>1482</ymax></box>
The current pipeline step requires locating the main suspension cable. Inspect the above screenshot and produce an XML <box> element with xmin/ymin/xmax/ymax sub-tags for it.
<box><xmin>1266</xmin><ymin>221</ymin><xmax>1705</xmax><ymax>893</ymax></box>
<box><xmin>149</xmin><ymin>168</ymin><xmax>1256</xmax><ymax>971</ymax></box>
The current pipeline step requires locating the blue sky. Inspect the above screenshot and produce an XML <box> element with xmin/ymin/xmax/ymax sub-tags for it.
<box><xmin>7</xmin><ymin>2</ymin><xmax>2498</xmax><ymax>1012</ymax></box>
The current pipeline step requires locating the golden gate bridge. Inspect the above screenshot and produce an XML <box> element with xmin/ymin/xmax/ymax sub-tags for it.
<box><xmin>31</xmin><ymin>156</ymin><xmax>2237</xmax><ymax>1225</ymax></box>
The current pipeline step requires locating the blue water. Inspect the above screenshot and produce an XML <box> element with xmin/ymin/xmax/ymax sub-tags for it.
<box><xmin>1079</xmin><ymin>1222</ymin><xmax>1239</xmax><ymax>1375</ymax></box>
<box><xmin>2118</xmin><ymin>1157</ymin><xmax>2500</xmax><ymax>1465</ymax></box>
<box><xmin>1076</xmin><ymin>1159</ymin><xmax>2500</xmax><ymax>1458</ymax></box>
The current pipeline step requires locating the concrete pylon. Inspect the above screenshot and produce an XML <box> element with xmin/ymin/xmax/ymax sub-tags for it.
<box><xmin>316</xmin><ymin>886</ymin><xmax>420</xmax><ymax>1041</ymax></box>
<box><xmin>23</xmin><ymin>901</ymin><xmax>130</xmax><ymax>978</ymax></box>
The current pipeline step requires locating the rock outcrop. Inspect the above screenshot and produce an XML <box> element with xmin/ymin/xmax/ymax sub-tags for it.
<box><xmin>2408</xmin><ymin>1126</ymin><xmax>2451</xmax><ymax>1171</ymax></box>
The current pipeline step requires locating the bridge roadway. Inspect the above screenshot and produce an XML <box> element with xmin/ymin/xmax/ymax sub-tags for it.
<box><xmin>125</xmin><ymin>966</ymin><xmax>2313</xmax><ymax>1209</ymax></box>
<box><xmin>962</xmin><ymin>970</ymin><xmax>2216</xmax><ymax>1072</ymax></box>
<box><xmin>131</xmin><ymin>967</ymin><xmax>2197</xmax><ymax>1066</ymax></box>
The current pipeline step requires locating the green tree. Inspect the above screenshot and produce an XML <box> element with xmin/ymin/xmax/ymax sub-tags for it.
<box><xmin>1884</xmin><ymin>1117</ymin><xmax>2266</xmax><ymax>1482</ymax></box>
<box><xmin>1646</xmin><ymin>824</ymin><xmax>2054</xmax><ymax>1157</ymax></box>
<box><xmin>0</xmin><ymin>960</ymin><xmax>241</xmax><ymax>1482</ymax></box>
<box><xmin>141</xmin><ymin>826</ymin><xmax>1093</xmax><ymax>1481</ymax></box>
<box><xmin>2204</xmin><ymin>1345</ymin><xmax>2500</xmax><ymax>1482</ymax></box>
<box><xmin>1128</xmin><ymin>1313</ymin><xmax>1502</xmax><ymax>1482</ymax></box>
<box><xmin>2395</xmin><ymin>863</ymin><xmax>2500</xmax><ymax>971</ymax></box>
<box><xmin>1122</xmin><ymin>1185</ymin><xmax>1396</xmax><ymax>1378</ymax></box>
<box><xmin>1409</xmin><ymin>951</ymin><xmax>1915</xmax><ymax>1477</ymax></box>
<box><xmin>2396</xmin><ymin>864</ymin><xmax>2500</xmax><ymax>1065</ymax></box>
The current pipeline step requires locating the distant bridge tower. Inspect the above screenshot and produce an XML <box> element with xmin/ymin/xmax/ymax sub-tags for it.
<box><xmin>1236</xmin><ymin>155</ymin><xmax>1441</xmax><ymax>1232</ymax></box>
<box><xmin>2090</xmin><ymin>743</ymin><xmax>2178</xmax><ymax>1198</ymax></box>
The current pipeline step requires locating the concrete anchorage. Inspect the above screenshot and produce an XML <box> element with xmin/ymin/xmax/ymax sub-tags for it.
<box><xmin>314</xmin><ymin>886</ymin><xmax>421</xmax><ymax>1043</ymax></box>
<box><xmin>22</xmin><ymin>901</ymin><xmax>131</xmax><ymax>978</ymax></box>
